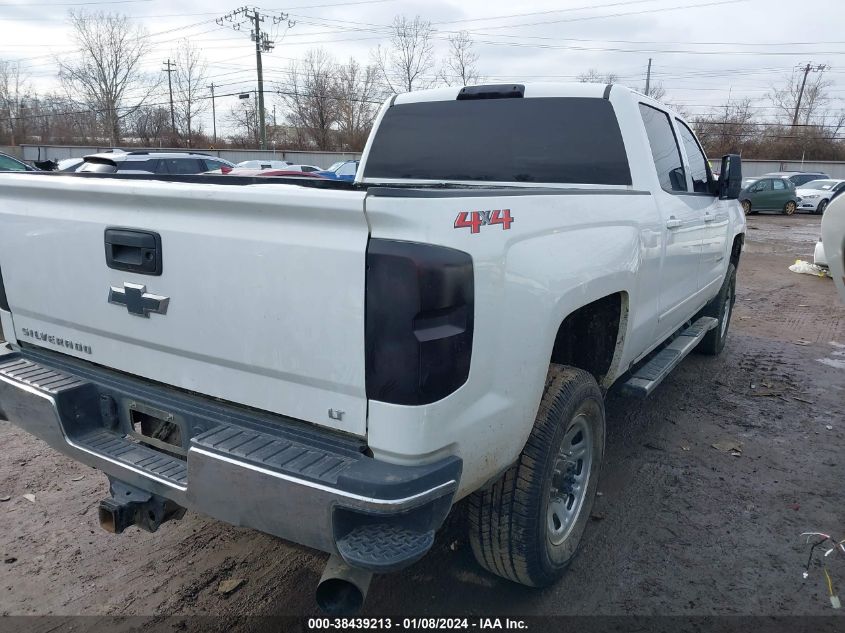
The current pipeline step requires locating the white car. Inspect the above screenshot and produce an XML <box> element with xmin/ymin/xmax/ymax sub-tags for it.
<box><xmin>0</xmin><ymin>83</ymin><xmax>746</xmax><ymax>613</ymax></box>
<box><xmin>284</xmin><ymin>164</ymin><xmax>322</xmax><ymax>173</ymax></box>
<box><xmin>796</xmin><ymin>179</ymin><xmax>845</xmax><ymax>214</ymax></box>
<box><xmin>235</xmin><ymin>160</ymin><xmax>292</xmax><ymax>170</ymax></box>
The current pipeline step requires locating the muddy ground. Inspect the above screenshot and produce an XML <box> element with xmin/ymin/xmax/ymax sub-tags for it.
<box><xmin>1</xmin><ymin>214</ymin><xmax>844</xmax><ymax>624</ymax></box>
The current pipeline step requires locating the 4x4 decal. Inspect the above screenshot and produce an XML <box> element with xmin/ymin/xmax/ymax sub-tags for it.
<box><xmin>454</xmin><ymin>209</ymin><xmax>514</xmax><ymax>234</ymax></box>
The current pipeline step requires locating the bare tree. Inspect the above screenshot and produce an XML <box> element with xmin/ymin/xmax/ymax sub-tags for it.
<box><xmin>280</xmin><ymin>48</ymin><xmax>339</xmax><ymax>150</ymax></box>
<box><xmin>645</xmin><ymin>81</ymin><xmax>666</xmax><ymax>101</ymax></box>
<box><xmin>768</xmin><ymin>67</ymin><xmax>832</xmax><ymax>125</ymax></box>
<box><xmin>373</xmin><ymin>16</ymin><xmax>435</xmax><ymax>93</ymax></box>
<box><xmin>694</xmin><ymin>98</ymin><xmax>757</xmax><ymax>156</ymax></box>
<box><xmin>335</xmin><ymin>58</ymin><xmax>379</xmax><ymax>150</ymax></box>
<box><xmin>576</xmin><ymin>69</ymin><xmax>619</xmax><ymax>84</ymax></box>
<box><xmin>440</xmin><ymin>31</ymin><xmax>481</xmax><ymax>87</ymax></box>
<box><xmin>0</xmin><ymin>60</ymin><xmax>28</xmax><ymax>145</ymax></box>
<box><xmin>226</xmin><ymin>98</ymin><xmax>259</xmax><ymax>148</ymax></box>
<box><xmin>172</xmin><ymin>40</ymin><xmax>208</xmax><ymax>147</ymax></box>
<box><xmin>58</xmin><ymin>11</ymin><xmax>155</xmax><ymax>145</ymax></box>
<box><xmin>128</xmin><ymin>105</ymin><xmax>171</xmax><ymax>146</ymax></box>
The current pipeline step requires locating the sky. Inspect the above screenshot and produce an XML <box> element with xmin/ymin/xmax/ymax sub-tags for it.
<box><xmin>1</xmin><ymin>0</ymin><xmax>844</xmax><ymax>138</ymax></box>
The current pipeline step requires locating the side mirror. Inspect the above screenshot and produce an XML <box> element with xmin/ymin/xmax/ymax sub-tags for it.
<box><xmin>719</xmin><ymin>154</ymin><xmax>742</xmax><ymax>200</ymax></box>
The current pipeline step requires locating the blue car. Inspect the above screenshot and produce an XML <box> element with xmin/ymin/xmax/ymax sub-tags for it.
<box><xmin>316</xmin><ymin>160</ymin><xmax>359</xmax><ymax>182</ymax></box>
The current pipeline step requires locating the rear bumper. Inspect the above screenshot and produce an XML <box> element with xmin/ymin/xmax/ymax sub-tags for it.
<box><xmin>0</xmin><ymin>347</ymin><xmax>460</xmax><ymax>572</ymax></box>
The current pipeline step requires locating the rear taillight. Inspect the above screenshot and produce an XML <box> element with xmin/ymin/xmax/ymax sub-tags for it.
<box><xmin>366</xmin><ymin>239</ymin><xmax>474</xmax><ymax>405</ymax></box>
<box><xmin>0</xmin><ymin>264</ymin><xmax>8</xmax><ymax>311</ymax></box>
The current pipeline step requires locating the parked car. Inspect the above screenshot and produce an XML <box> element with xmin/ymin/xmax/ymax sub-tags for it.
<box><xmin>78</xmin><ymin>151</ymin><xmax>235</xmax><ymax>175</ymax></box>
<box><xmin>739</xmin><ymin>176</ymin><xmax>800</xmax><ymax>215</ymax></box>
<box><xmin>0</xmin><ymin>83</ymin><xmax>745</xmax><ymax>614</ymax></box>
<box><xmin>0</xmin><ymin>151</ymin><xmax>35</xmax><ymax>172</ymax></box>
<box><xmin>56</xmin><ymin>157</ymin><xmax>85</xmax><ymax>172</ymax></box>
<box><xmin>285</xmin><ymin>164</ymin><xmax>322</xmax><ymax>173</ymax></box>
<box><xmin>235</xmin><ymin>160</ymin><xmax>292</xmax><ymax>170</ymax></box>
<box><xmin>763</xmin><ymin>171</ymin><xmax>830</xmax><ymax>187</ymax></box>
<box><xmin>316</xmin><ymin>159</ymin><xmax>359</xmax><ymax>181</ymax></box>
<box><xmin>32</xmin><ymin>157</ymin><xmax>86</xmax><ymax>172</ymax></box>
<box><xmin>223</xmin><ymin>168</ymin><xmax>327</xmax><ymax>178</ymax></box>
<box><xmin>795</xmin><ymin>179</ymin><xmax>845</xmax><ymax>215</ymax></box>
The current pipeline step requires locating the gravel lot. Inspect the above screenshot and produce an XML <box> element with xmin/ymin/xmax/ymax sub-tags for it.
<box><xmin>1</xmin><ymin>213</ymin><xmax>843</xmax><ymax>623</ymax></box>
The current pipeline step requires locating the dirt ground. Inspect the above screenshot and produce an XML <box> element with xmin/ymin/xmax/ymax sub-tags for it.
<box><xmin>1</xmin><ymin>213</ymin><xmax>844</xmax><ymax>623</ymax></box>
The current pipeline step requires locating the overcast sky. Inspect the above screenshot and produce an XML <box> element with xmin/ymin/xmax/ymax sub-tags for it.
<box><xmin>2</xmin><ymin>0</ymin><xmax>843</xmax><ymax>138</ymax></box>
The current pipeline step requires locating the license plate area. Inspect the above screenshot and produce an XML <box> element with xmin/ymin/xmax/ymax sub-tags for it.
<box><xmin>127</xmin><ymin>401</ymin><xmax>186</xmax><ymax>458</ymax></box>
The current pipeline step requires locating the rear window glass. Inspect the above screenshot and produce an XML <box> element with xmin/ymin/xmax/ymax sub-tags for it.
<box><xmin>363</xmin><ymin>97</ymin><xmax>631</xmax><ymax>185</ymax></box>
<box><xmin>79</xmin><ymin>161</ymin><xmax>117</xmax><ymax>174</ymax></box>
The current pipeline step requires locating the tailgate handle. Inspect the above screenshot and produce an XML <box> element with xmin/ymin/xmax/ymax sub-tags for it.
<box><xmin>104</xmin><ymin>228</ymin><xmax>163</xmax><ymax>276</ymax></box>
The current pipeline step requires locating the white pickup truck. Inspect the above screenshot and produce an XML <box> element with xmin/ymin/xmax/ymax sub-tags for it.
<box><xmin>0</xmin><ymin>83</ymin><xmax>745</xmax><ymax>613</ymax></box>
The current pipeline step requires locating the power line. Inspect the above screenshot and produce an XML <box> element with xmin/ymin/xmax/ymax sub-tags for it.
<box><xmin>216</xmin><ymin>7</ymin><xmax>294</xmax><ymax>150</ymax></box>
<box><xmin>162</xmin><ymin>59</ymin><xmax>176</xmax><ymax>136</ymax></box>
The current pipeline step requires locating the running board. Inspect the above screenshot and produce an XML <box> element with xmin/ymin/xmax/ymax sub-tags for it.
<box><xmin>621</xmin><ymin>317</ymin><xmax>718</xmax><ymax>398</ymax></box>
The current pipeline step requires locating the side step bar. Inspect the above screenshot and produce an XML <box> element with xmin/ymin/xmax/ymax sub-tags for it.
<box><xmin>621</xmin><ymin>316</ymin><xmax>718</xmax><ymax>398</ymax></box>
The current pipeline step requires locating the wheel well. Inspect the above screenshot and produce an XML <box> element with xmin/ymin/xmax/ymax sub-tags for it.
<box><xmin>550</xmin><ymin>293</ymin><xmax>624</xmax><ymax>385</ymax></box>
<box><xmin>730</xmin><ymin>234</ymin><xmax>744</xmax><ymax>268</ymax></box>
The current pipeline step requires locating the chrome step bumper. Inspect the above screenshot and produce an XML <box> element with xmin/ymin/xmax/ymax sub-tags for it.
<box><xmin>0</xmin><ymin>349</ymin><xmax>460</xmax><ymax>571</ymax></box>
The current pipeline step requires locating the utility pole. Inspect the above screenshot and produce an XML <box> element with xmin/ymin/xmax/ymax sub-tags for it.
<box><xmin>216</xmin><ymin>7</ymin><xmax>294</xmax><ymax>150</ymax></box>
<box><xmin>793</xmin><ymin>62</ymin><xmax>827</xmax><ymax>127</ymax></box>
<box><xmin>208</xmin><ymin>82</ymin><xmax>217</xmax><ymax>146</ymax></box>
<box><xmin>163</xmin><ymin>59</ymin><xmax>176</xmax><ymax>140</ymax></box>
<box><xmin>644</xmin><ymin>58</ymin><xmax>652</xmax><ymax>97</ymax></box>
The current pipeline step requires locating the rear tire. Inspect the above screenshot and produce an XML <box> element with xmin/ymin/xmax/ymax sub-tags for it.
<box><xmin>697</xmin><ymin>263</ymin><xmax>736</xmax><ymax>356</ymax></box>
<box><xmin>784</xmin><ymin>200</ymin><xmax>796</xmax><ymax>215</ymax></box>
<box><xmin>468</xmin><ymin>365</ymin><xmax>605</xmax><ymax>587</ymax></box>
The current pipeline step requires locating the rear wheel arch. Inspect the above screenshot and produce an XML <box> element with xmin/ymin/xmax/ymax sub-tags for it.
<box><xmin>549</xmin><ymin>292</ymin><xmax>628</xmax><ymax>390</ymax></box>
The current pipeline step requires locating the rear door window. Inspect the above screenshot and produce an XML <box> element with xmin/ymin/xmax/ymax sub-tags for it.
<box><xmin>170</xmin><ymin>159</ymin><xmax>205</xmax><ymax>174</ymax></box>
<box><xmin>639</xmin><ymin>103</ymin><xmax>686</xmax><ymax>192</ymax></box>
<box><xmin>363</xmin><ymin>97</ymin><xmax>631</xmax><ymax>185</ymax></box>
<box><xmin>773</xmin><ymin>179</ymin><xmax>786</xmax><ymax>190</ymax></box>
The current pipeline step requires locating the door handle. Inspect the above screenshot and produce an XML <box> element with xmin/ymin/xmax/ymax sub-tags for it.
<box><xmin>104</xmin><ymin>228</ymin><xmax>163</xmax><ymax>275</ymax></box>
<box><xmin>666</xmin><ymin>217</ymin><xmax>682</xmax><ymax>229</ymax></box>
<box><xmin>704</xmin><ymin>213</ymin><xmax>717</xmax><ymax>223</ymax></box>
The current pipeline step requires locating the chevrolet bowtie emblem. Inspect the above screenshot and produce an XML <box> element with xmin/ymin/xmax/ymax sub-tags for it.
<box><xmin>108</xmin><ymin>283</ymin><xmax>169</xmax><ymax>318</ymax></box>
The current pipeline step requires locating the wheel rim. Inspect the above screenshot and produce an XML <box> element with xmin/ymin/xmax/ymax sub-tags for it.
<box><xmin>785</xmin><ymin>201</ymin><xmax>796</xmax><ymax>215</ymax></box>
<box><xmin>742</xmin><ymin>201</ymin><xmax>751</xmax><ymax>215</ymax></box>
<box><xmin>721</xmin><ymin>293</ymin><xmax>732</xmax><ymax>339</ymax></box>
<box><xmin>547</xmin><ymin>414</ymin><xmax>594</xmax><ymax>545</ymax></box>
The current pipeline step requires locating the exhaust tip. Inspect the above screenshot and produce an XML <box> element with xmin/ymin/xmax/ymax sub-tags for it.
<box><xmin>316</xmin><ymin>555</ymin><xmax>373</xmax><ymax>616</ymax></box>
<box><xmin>316</xmin><ymin>578</ymin><xmax>365</xmax><ymax>615</ymax></box>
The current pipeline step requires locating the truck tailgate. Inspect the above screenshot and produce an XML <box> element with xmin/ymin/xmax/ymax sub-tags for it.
<box><xmin>0</xmin><ymin>175</ymin><xmax>369</xmax><ymax>435</ymax></box>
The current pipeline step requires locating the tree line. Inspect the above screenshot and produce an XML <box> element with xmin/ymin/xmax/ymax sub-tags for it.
<box><xmin>2</xmin><ymin>10</ymin><xmax>844</xmax><ymax>160</ymax></box>
<box><xmin>0</xmin><ymin>12</ymin><xmax>481</xmax><ymax>152</ymax></box>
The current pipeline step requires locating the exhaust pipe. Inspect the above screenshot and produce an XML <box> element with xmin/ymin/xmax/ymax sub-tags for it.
<box><xmin>316</xmin><ymin>555</ymin><xmax>373</xmax><ymax>615</ymax></box>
